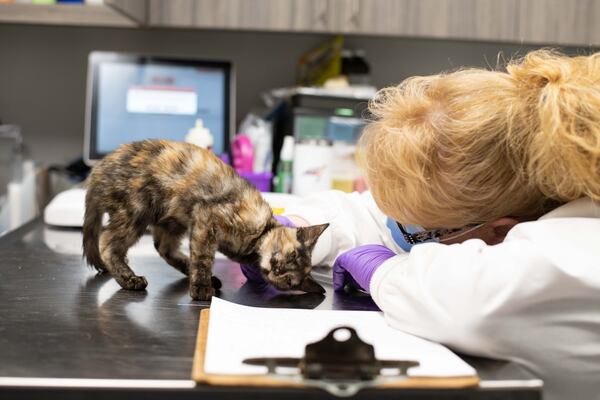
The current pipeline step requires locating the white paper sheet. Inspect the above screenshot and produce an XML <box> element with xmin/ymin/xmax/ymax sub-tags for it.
<box><xmin>204</xmin><ymin>298</ymin><xmax>476</xmax><ymax>378</ymax></box>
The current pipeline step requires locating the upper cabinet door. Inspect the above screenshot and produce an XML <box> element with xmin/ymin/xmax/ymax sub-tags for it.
<box><xmin>515</xmin><ymin>0</ymin><xmax>600</xmax><ymax>46</ymax></box>
<box><xmin>338</xmin><ymin>0</ymin><xmax>518</xmax><ymax>40</ymax></box>
<box><xmin>340</xmin><ymin>0</ymin><xmax>599</xmax><ymax>46</ymax></box>
<box><xmin>148</xmin><ymin>0</ymin><xmax>335</xmax><ymax>32</ymax></box>
<box><xmin>105</xmin><ymin>0</ymin><xmax>148</xmax><ymax>25</ymax></box>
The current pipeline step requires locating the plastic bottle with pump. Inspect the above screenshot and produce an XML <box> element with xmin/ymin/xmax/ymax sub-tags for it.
<box><xmin>275</xmin><ymin>136</ymin><xmax>294</xmax><ymax>193</ymax></box>
<box><xmin>185</xmin><ymin>119</ymin><xmax>213</xmax><ymax>150</ymax></box>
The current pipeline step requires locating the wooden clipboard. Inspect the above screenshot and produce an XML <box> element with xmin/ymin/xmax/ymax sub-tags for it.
<box><xmin>192</xmin><ymin>309</ymin><xmax>480</xmax><ymax>389</ymax></box>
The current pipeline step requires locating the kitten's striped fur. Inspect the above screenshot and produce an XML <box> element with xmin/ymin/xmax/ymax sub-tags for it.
<box><xmin>83</xmin><ymin>140</ymin><xmax>327</xmax><ymax>300</ymax></box>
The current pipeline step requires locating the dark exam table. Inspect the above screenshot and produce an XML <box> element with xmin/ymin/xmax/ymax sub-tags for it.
<box><xmin>0</xmin><ymin>219</ymin><xmax>543</xmax><ymax>399</ymax></box>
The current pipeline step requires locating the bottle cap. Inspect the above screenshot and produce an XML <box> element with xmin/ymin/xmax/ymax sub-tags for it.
<box><xmin>280</xmin><ymin>136</ymin><xmax>295</xmax><ymax>161</ymax></box>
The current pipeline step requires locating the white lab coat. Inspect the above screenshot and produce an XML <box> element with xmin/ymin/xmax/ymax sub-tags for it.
<box><xmin>285</xmin><ymin>190</ymin><xmax>600</xmax><ymax>400</ymax></box>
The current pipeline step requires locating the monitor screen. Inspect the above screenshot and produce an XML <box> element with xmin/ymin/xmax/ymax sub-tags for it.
<box><xmin>85</xmin><ymin>52</ymin><xmax>233</xmax><ymax>164</ymax></box>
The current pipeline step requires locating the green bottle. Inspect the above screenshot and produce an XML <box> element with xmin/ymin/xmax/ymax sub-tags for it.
<box><xmin>275</xmin><ymin>136</ymin><xmax>294</xmax><ymax>193</ymax></box>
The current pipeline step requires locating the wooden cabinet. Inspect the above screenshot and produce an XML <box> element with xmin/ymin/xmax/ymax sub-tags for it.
<box><xmin>337</xmin><ymin>0</ymin><xmax>521</xmax><ymax>40</ymax></box>
<box><xmin>345</xmin><ymin>0</ymin><xmax>598</xmax><ymax>46</ymax></box>
<box><xmin>147</xmin><ymin>0</ymin><xmax>332</xmax><ymax>32</ymax></box>
<box><xmin>104</xmin><ymin>0</ymin><xmax>147</xmax><ymax>25</ymax></box>
<box><xmin>514</xmin><ymin>0</ymin><xmax>600</xmax><ymax>47</ymax></box>
<box><xmin>143</xmin><ymin>0</ymin><xmax>600</xmax><ymax>46</ymax></box>
<box><xmin>0</xmin><ymin>2</ymin><xmax>139</xmax><ymax>27</ymax></box>
<box><xmin>1</xmin><ymin>0</ymin><xmax>598</xmax><ymax>46</ymax></box>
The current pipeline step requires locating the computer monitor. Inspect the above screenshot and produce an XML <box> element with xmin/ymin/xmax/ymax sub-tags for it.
<box><xmin>84</xmin><ymin>51</ymin><xmax>234</xmax><ymax>165</ymax></box>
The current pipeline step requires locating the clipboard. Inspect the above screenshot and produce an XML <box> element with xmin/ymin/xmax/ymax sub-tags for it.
<box><xmin>192</xmin><ymin>308</ymin><xmax>480</xmax><ymax>396</ymax></box>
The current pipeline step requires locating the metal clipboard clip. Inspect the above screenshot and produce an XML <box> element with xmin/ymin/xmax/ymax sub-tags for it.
<box><xmin>243</xmin><ymin>326</ymin><xmax>420</xmax><ymax>397</ymax></box>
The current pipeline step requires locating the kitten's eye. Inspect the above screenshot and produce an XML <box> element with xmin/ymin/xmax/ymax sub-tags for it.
<box><xmin>286</xmin><ymin>276</ymin><xmax>293</xmax><ymax>286</ymax></box>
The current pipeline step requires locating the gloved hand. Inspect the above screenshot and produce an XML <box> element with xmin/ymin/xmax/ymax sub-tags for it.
<box><xmin>333</xmin><ymin>245</ymin><xmax>396</xmax><ymax>293</ymax></box>
<box><xmin>240</xmin><ymin>215</ymin><xmax>295</xmax><ymax>283</ymax></box>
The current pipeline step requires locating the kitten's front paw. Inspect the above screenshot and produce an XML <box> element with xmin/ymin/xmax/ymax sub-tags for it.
<box><xmin>121</xmin><ymin>276</ymin><xmax>148</xmax><ymax>291</ymax></box>
<box><xmin>211</xmin><ymin>276</ymin><xmax>222</xmax><ymax>290</ymax></box>
<box><xmin>190</xmin><ymin>285</ymin><xmax>215</xmax><ymax>301</ymax></box>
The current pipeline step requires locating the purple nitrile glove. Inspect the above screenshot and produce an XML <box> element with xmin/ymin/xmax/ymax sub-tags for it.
<box><xmin>240</xmin><ymin>215</ymin><xmax>295</xmax><ymax>283</ymax></box>
<box><xmin>333</xmin><ymin>245</ymin><xmax>396</xmax><ymax>293</ymax></box>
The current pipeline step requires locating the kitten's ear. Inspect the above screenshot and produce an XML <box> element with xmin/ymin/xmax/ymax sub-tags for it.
<box><xmin>297</xmin><ymin>223</ymin><xmax>329</xmax><ymax>248</ymax></box>
<box><xmin>299</xmin><ymin>275</ymin><xmax>325</xmax><ymax>294</ymax></box>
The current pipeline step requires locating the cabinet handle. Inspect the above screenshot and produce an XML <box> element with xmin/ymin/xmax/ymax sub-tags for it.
<box><xmin>318</xmin><ymin>2</ymin><xmax>328</xmax><ymax>26</ymax></box>
<box><xmin>350</xmin><ymin>0</ymin><xmax>360</xmax><ymax>28</ymax></box>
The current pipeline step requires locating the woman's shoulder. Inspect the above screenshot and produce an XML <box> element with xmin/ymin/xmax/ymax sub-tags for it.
<box><xmin>537</xmin><ymin>197</ymin><xmax>600</xmax><ymax>220</ymax></box>
<box><xmin>504</xmin><ymin>198</ymin><xmax>600</xmax><ymax>273</ymax></box>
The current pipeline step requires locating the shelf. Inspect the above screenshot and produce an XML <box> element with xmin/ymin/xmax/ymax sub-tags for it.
<box><xmin>0</xmin><ymin>3</ymin><xmax>139</xmax><ymax>28</ymax></box>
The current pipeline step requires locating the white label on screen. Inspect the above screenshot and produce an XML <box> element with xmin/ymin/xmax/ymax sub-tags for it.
<box><xmin>126</xmin><ymin>86</ymin><xmax>197</xmax><ymax>115</ymax></box>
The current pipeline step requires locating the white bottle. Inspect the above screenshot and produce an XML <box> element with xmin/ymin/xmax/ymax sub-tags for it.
<box><xmin>292</xmin><ymin>139</ymin><xmax>333</xmax><ymax>196</ymax></box>
<box><xmin>185</xmin><ymin>119</ymin><xmax>213</xmax><ymax>150</ymax></box>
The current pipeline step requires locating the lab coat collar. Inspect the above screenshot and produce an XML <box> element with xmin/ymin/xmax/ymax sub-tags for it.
<box><xmin>539</xmin><ymin>197</ymin><xmax>600</xmax><ymax>220</ymax></box>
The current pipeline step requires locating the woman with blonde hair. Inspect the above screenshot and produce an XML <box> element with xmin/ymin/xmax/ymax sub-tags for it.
<box><xmin>242</xmin><ymin>49</ymin><xmax>600</xmax><ymax>400</ymax></box>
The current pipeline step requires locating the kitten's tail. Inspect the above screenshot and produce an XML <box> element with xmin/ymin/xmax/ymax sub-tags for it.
<box><xmin>82</xmin><ymin>189</ymin><xmax>105</xmax><ymax>272</ymax></box>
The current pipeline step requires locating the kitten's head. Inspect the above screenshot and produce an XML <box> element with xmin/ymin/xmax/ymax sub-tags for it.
<box><xmin>258</xmin><ymin>223</ymin><xmax>329</xmax><ymax>293</ymax></box>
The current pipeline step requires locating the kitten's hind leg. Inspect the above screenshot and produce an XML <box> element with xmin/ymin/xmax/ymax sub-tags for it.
<box><xmin>188</xmin><ymin>216</ymin><xmax>219</xmax><ymax>301</ymax></box>
<box><xmin>152</xmin><ymin>221</ymin><xmax>189</xmax><ymax>276</ymax></box>
<box><xmin>99</xmin><ymin>214</ymin><xmax>148</xmax><ymax>290</ymax></box>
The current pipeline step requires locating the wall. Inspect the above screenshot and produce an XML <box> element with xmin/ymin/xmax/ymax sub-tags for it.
<box><xmin>0</xmin><ymin>23</ymin><xmax>590</xmax><ymax>165</ymax></box>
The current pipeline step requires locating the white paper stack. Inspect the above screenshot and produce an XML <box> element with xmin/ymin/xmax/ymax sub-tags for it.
<box><xmin>204</xmin><ymin>297</ymin><xmax>476</xmax><ymax>378</ymax></box>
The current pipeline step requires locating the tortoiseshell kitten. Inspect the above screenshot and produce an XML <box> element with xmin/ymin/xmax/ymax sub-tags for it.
<box><xmin>83</xmin><ymin>140</ymin><xmax>328</xmax><ymax>301</ymax></box>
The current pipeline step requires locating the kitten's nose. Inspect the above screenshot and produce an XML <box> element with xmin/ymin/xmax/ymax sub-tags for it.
<box><xmin>299</xmin><ymin>276</ymin><xmax>325</xmax><ymax>294</ymax></box>
<box><xmin>283</xmin><ymin>273</ymin><xmax>296</xmax><ymax>286</ymax></box>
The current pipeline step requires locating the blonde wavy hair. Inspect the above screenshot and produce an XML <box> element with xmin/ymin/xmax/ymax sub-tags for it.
<box><xmin>359</xmin><ymin>49</ymin><xmax>600</xmax><ymax>228</ymax></box>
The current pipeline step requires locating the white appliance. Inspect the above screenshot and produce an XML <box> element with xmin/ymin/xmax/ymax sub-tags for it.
<box><xmin>43</xmin><ymin>189</ymin><xmax>299</xmax><ymax>228</ymax></box>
